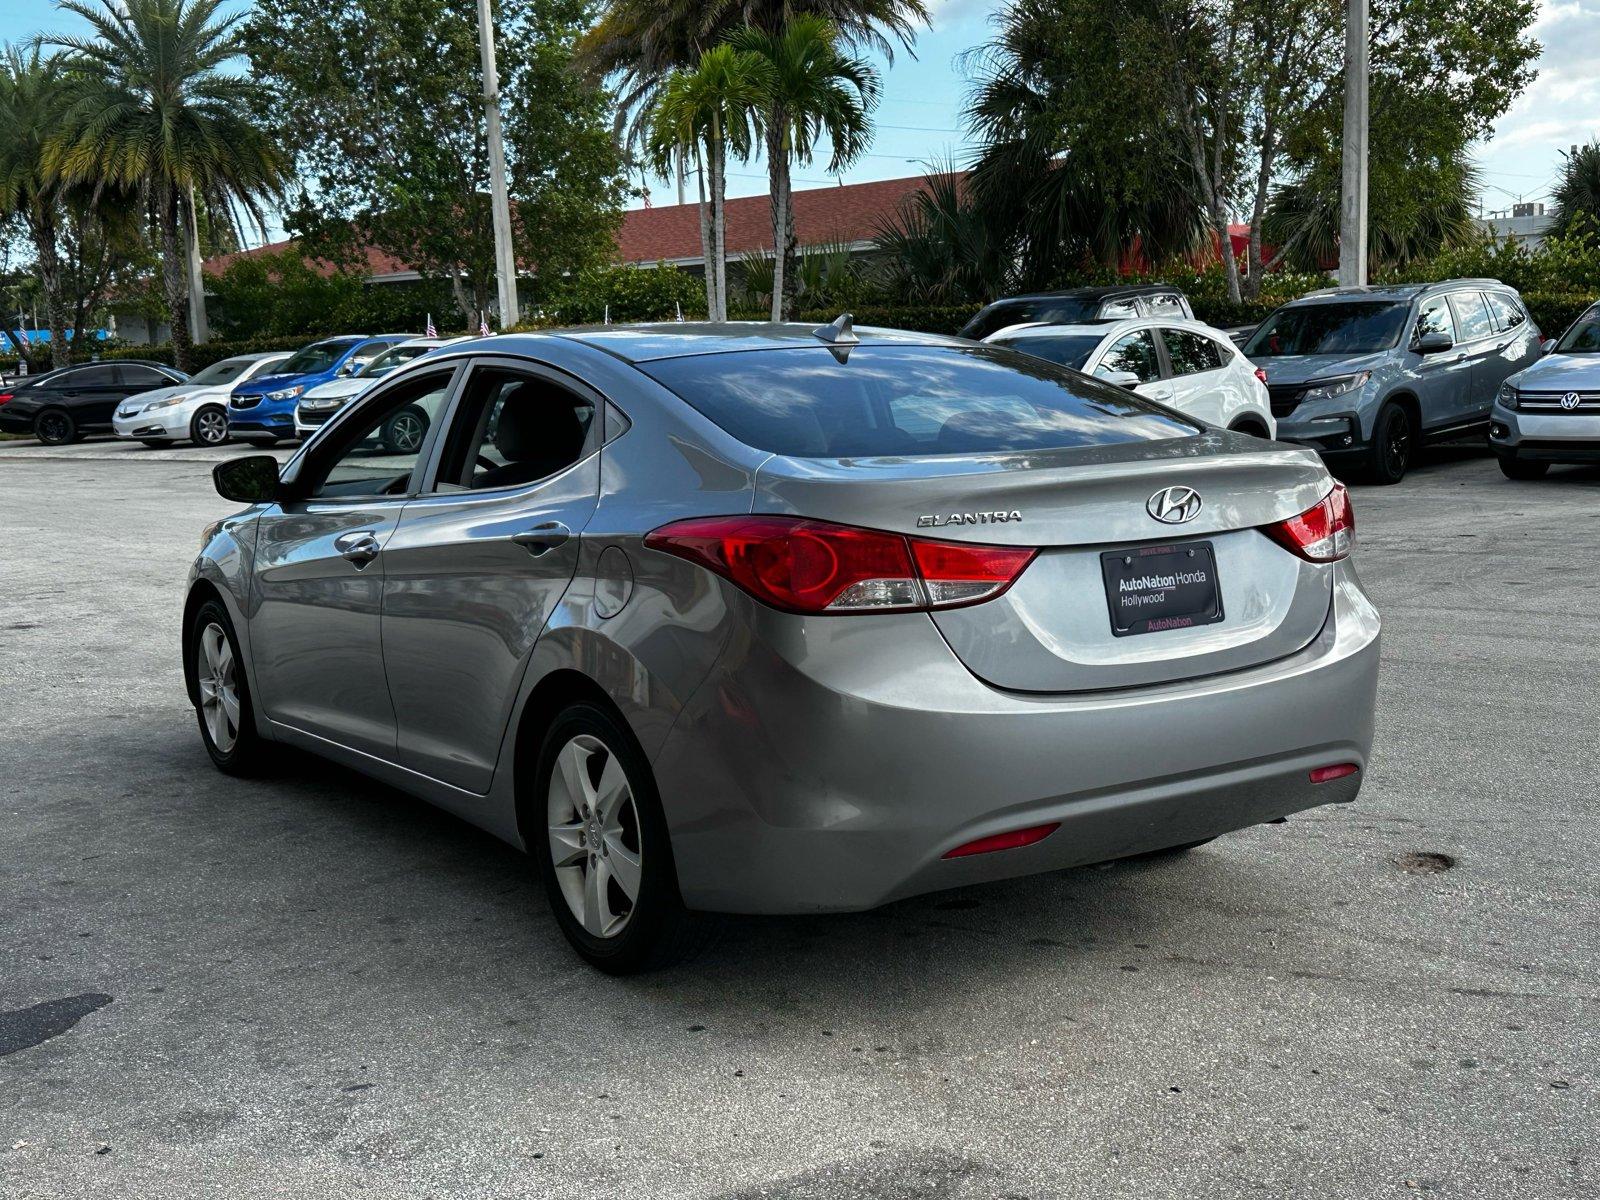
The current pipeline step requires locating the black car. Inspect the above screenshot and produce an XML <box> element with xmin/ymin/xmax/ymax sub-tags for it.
<box><xmin>959</xmin><ymin>285</ymin><xmax>1196</xmax><ymax>341</ymax></box>
<box><xmin>0</xmin><ymin>359</ymin><xmax>187</xmax><ymax>444</ymax></box>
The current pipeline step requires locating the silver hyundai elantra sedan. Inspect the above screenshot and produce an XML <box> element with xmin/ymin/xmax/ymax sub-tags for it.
<box><xmin>186</xmin><ymin>321</ymin><xmax>1380</xmax><ymax>973</ymax></box>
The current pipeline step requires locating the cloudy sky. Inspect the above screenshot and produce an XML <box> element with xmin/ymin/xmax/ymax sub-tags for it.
<box><xmin>2</xmin><ymin>0</ymin><xmax>1594</xmax><ymax>225</ymax></box>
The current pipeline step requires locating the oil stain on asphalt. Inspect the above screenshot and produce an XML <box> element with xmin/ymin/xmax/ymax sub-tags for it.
<box><xmin>0</xmin><ymin>993</ymin><xmax>112</xmax><ymax>1057</ymax></box>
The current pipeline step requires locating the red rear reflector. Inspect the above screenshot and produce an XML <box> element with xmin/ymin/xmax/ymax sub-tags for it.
<box><xmin>1263</xmin><ymin>483</ymin><xmax>1354</xmax><ymax>562</ymax></box>
<box><xmin>943</xmin><ymin>822</ymin><xmax>1061</xmax><ymax>859</ymax></box>
<box><xmin>645</xmin><ymin>515</ymin><xmax>1036</xmax><ymax>614</ymax></box>
<box><xmin>1309</xmin><ymin>763</ymin><xmax>1359</xmax><ymax>784</ymax></box>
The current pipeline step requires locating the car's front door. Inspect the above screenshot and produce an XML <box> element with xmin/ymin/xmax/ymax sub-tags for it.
<box><xmin>248</xmin><ymin>365</ymin><xmax>460</xmax><ymax>757</ymax></box>
<box><xmin>379</xmin><ymin>357</ymin><xmax>603</xmax><ymax>793</ymax></box>
<box><xmin>1410</xmin><ymin>294</ymin><xmax>1474</xmax><ymax>431</ymax></box>
<box><xmin>1092</xmin><ymin>328</ymin><xmax>1167</xmax><ymax>401</ymax></box>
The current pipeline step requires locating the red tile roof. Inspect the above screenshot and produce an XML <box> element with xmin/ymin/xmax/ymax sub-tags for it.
<box><xmin>201</xmin><ymin>173</ymin><xmax>953</xmax><ymax>279</ymax></box>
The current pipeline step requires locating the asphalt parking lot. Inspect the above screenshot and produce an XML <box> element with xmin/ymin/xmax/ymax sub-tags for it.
<box><xmin>2</xmin><ymin>436</ymin><xmax>1597</xmax><ymax>1199</ymax></box>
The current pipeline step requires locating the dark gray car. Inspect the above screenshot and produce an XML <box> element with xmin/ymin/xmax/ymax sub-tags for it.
<box><xmin>1244</xmin><ymin>280</ymin><xmax>1543</xmax><ymax>483</ymax></box>
<box><xmin>186</xmin><ymin>322</ymin><xmax>1380</xmax><ymax>973</ymax></box>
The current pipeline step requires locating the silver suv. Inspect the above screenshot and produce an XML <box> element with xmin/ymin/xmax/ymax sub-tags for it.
<box><xmin>1243</xmin><ymin>280</ymin><xmax>1543</xmax><ymax>483</ymax></box>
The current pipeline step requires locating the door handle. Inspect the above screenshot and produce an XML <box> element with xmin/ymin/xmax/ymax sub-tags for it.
<box><xmin>511</xmin><ymin>521</ymin><xmax>571</xmax><ymax>555</ymax></box>
<box><xmin>335</xmin><ymin>530</ymin><xmax>382</xmax><ymax>568</ymax></box>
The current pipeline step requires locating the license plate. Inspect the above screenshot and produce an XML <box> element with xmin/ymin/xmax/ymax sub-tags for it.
<box><xmin>1100</xmin><ymin>542</ymin><xmax>1224</xmax><ymax>637</ymax></box>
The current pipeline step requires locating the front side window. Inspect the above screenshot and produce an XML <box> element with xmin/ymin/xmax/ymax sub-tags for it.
<box><xmin>1245</xmin><ymin>302</ymin><xmax>1408</xmax><ymax>357</ymax></box>
<box><xmin>280</xmin><ymin>340</ymin><xmax>356</xmax><ymax>376</ymax></box>
<box><xmin>1098</xmin><ymin>298</ymin><xmax>1140</xmax><ymax>320</ymax></box>
<box><xmin>362</xmin><ymin>344</ymin><xmax>431</xmax><ymax>378</ymax></box>
<box><xmin>1096</xmin><ymin>330</ymin><xmax>1162</xmax><ymax>383</ymax></box>
<box><xmin>1144</xmin><ymin>294</ymin><xmax>1188</xmax><ymax>318</ymax></box>
<box><xmin>121</xmin><ymin>365</ymin><xmax>173</xmax><ymax>387</ymax></box>
<box><xmin>345</xmin><ymin>341</ymin><xmax>397</xmax><ymax>373</ymax></box>
<box><xmin>639</xmin><ymin>344</ymin><xmax>1197</xmax><ymax>458</ymax></box>
<box><xmin>305</xmin><ymin>369</ymin><xmax>455</xmax><ymax>499</ymax></box>
<box><xmin>1161</xmin><ymin>329</ymin><xmax>1226</xmax><ymax>376</ymax></box>
<box><xmin>434</xmin><ymin>366</ymin><xmax>595</xmax><ymax>491</ymax></box>
<box><xmin>1415</xmin><ymin>295</ymin><xmax>1456</xmax><ymax>344</ymax></box>
<box><xmin>1448</xmin><ymin>292</ymin><xmax>1495</xmax><ymax>342</ymax></box>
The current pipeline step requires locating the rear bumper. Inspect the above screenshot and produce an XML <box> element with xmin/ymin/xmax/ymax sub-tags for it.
<box><xmin>653</xmin><ymin>561</ymin><xmax>1381</xmax><ymax>914</ymax></box>
<box><xmin>1490</xmin><ymin>404</ymin><xmax>1600</xmax><ymax>461</ymax></box>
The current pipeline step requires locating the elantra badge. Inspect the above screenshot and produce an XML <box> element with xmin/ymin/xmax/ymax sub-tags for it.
<box><xmin>1561</xmin><ymin>392</ymin><xmax>1582</xmax><ymax>410</ymax></box>
<box><xmin>917</xmin><ymin>510</ymin><xmax>1022</xmax><ymax>528</ymax></box>
<box><xmin>1146</xmin><ymin>486</ymin><xmax>1202</xmax><ymax>525</ymax></box>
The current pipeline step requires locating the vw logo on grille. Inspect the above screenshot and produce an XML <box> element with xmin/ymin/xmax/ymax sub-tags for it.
<box><xmin>1560</xmin><ymin>391</ymin><xmax>1582</xmax><ymax>410</ymax></box>
<box><xmin>1146</xmin><ymin>485</ymin><xmax>1203</xmax><ymax>525</ymax></box>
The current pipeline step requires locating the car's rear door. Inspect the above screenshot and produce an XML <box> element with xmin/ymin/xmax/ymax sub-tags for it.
<box><xmin>379</xmin><ymin>356</ymin><xmax>603</xmax><ymax>793</ymax></box>
<box><xmin>248</xmin><ymin>364</ymin><xmax>461</xmax><ymax>758</ymax></box>
<box><xmin>1446</xmin><ymin>291</ymin><xmax>1503</xmax><ymax>423</ymax></box>
<box><xmin>56</xmin><ymin>363</ymin><xmax>121</xmax><ymax>424</ymax></box>
<box><xmin>1156</xmin><ymin>328</ymin><xmax>1230</xmax><ymax>424</ymax></box>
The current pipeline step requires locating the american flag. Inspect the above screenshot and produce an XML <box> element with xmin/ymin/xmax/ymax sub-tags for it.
<box><xmin>479</xmin><ymin>311</ymin><xmax>490</xmax><ymax>337</ymax></box>
<box><xmin>424</xmin><ymin>313</ymin><xmax>437</xmax><ymax>338</ymax></box>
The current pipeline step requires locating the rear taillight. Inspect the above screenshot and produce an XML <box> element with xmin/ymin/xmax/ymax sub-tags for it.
<box><xmin>1263</xmin><ymin>483</ymin><xmax>1354</xmax><ymax>562</ymax></box>
<box><xmin>644</xmin><ymin>515</ymin><xmax>1037</xmax><ymax>615</ymax></box>
<box><xmin>1253</xmin><ymin>367</ymin><xmax>1268</xmax><ymax>385</ymax></box>
<box><xmin>0</xmin><ymin>393</ymin><xmax>13</xmax><ymax>405</ymax></box>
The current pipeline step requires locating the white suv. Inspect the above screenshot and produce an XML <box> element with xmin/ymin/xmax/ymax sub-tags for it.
<box><xmin>984</xmin><ymin>317</ymin><xmax>1276</xmax><ymax>438</ymax></box>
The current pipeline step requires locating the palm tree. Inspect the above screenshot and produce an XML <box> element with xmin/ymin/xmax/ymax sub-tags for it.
<box><xmin>647</xmin><ymin>45</ymin><xmax>771</xmax><ymax>320</ymax></box>
<box><xmin>44</xmin><ymin>0</ymin><xmax>288</xmax><ymax>368</ymax></box>
<box><xmin>1551</xmin><ymin>141</ymin><xmax>1600</xmax><ymax>240</ymax></box>
<box><xmin>0</xmin><ymin>46</ymin><xmax>71</xmax><ymax>368</ymax></box>
<box><xmin>872</xmin><ymin>166</ymin><xmax>1011</xmax><ymax>305</ymax></box>
<box><xmin>730</xmin><ymin>16</ymin><xmax>879</xmax><ymax>321</ymax></box>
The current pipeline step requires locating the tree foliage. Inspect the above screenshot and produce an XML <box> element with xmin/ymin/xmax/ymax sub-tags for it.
<box><xmin>245</xmin><ymin>0</ymin><xmax>629</xmax><ymax>324</ymax></box>
<box><xmin>1551</xmin><ymin>142</ymin><xmax>1600</xmax><ymax>240</ymax></box>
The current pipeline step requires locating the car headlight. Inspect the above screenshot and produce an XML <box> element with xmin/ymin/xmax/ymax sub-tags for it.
<box><xmin>145</xmin><ymin>393</ymin><xmax>190</xmax><ymax>411</ymax></box>
<box><xmin>1300</xmin><ymin>371</ymin><xmax>1372</xmax><ymax>404</ymax></box>
<box><xmin>1496</xmin><ymin>381</ymin><xmax>1519</xmax><ymax>410</ymax></box>
<box><xmin>267</xmin><ymin>385</ymin><xmax>305</xmax><ymax>401</ymax></box>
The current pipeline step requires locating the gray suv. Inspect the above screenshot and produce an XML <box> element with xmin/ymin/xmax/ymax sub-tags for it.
<box><xmin>1243</xmin><ymin>280</ymin><xmax>1543</xmax><ymax>483</ymax></box>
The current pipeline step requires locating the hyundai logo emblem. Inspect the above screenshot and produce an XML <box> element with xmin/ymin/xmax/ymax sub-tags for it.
<box><xmin>1146</xmin><ymin>485</ymin><xmax>1203</xmax><ymax>525</ymax></box>
<box><xmin>1560</xmin><ymin>391</ymin><xmax>1582</xmax><ymax>410</ymax></box>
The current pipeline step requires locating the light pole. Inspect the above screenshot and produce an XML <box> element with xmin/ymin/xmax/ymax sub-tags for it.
<box><xmin>1338</xmin><ymin>0</ymin><xmax>1369</xmax><ymax>287</ymax></box>
<box><xmin>475</xmin><ymin>0</ymin><xmax>520</xmax><ymax>328</ymax></box>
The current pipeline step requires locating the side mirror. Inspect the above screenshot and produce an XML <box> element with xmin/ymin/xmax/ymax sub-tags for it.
<box><xmin>1542</xmin><ymin>338</ymin><xmax>1557</xmax><ymax>355</ymax></box>
<box><xmin>213</xmin><ymin>455</ymin><xmax>281</xmax><ymax>504</ymax></box>
<box><xmin>1100</xmin><ymin>369</ymin><xmax>1143</xmax><ymax>389</ymax></box>
<box><xmin>1415</xmin><ymin>331</ymin><xmax>1453</xmax><ymax>354</ymax></box>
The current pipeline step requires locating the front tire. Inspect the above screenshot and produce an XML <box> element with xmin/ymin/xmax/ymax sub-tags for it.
<box><xmin>186</xmin><ymin>598</ymin><xmax>266</xmax><ymax>776</ymax></box>
<box><xmin>1497</xmin><ymin>455</ymin><xmax>1549</xmax><ymax>481</ymax></box>
<box><xmin>1364</xmin><ymin>402</ymin><xmax>1413</xmax><ymax>484</ymax></box>
<box><xmin>533</xmin><ymin>702</ymin><xmax>714</xmax><ymax>974</ymax></box>
<box><xmin>190</xmin><ymin>404</ymin><xmax>230</xmax><ymax>447</ymax></box>
<box><xmin>380</xmin><ymin>404</ymin><xmax>428</xmax><ymax>453</ymax></box>
<box><xmin>34</xmin><ymin>408</ymin><xmax>78</xmax><ymax>445</ymax></box>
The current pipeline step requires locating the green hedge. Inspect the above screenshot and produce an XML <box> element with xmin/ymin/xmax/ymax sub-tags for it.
<box><xmin>1520</xmin><ymin>292</ymin><xmax>1597</xmax><ymax>338</ymax></box>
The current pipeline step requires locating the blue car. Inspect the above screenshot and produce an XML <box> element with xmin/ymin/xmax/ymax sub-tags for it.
<box><xmin>228</xmin><ymin>334</ymin><xmax>412</xmax><ymax>442</ymax></box>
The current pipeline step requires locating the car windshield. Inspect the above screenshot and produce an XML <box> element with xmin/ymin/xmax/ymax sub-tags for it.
<box><xmin>964</xmin><ymin>299</ymin><xmax>1098</xmax><ymax>340</ymax></box>
<box><xmin>279</xmin><ymin>340</ymin><xmax>354</xmax><ymax>375</ymax></box>
<box><xmin>639</xmin><ymin>344</ymin><xmax>1198</xmax><ymax>458</ymax></box>
<box><xmin>187</xmin><ymin>357</ymin><xmax>257</xmax><ymax>387</ymax></box>
<box><xmin>990</xmin><ymin>332</ymin><xmax>1105</xmax><ymax>371</ymax></box>
<box><xmin>1554</xmin><ymin>311</ymin><xmax>1600</xmax><ymax>353</ymax></box>
<box><xmin>1245</xmin><ymin>302</ymin><xmax>1408</xmax><ymax>356</ymax></box>
<box><xmin>361</xmin><ymin>344</ymin><xmax>432</xmax><ymax>377</ymax></box>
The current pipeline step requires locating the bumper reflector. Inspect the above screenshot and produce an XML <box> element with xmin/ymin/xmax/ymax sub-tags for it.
<box><xmin>1309</xmin><ymin>763</ymin><xmax>1359</xmax><ymax>784</ymax></box>
<box><xmin>943</xmin><ymin>822</ymin><xmax>1061</xmax><ymax>859</ymax></box>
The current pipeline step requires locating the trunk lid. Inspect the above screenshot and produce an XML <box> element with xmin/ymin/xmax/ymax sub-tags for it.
<box><xmin>752</xmin><ymin>431</ymin><xmax>1338</xmax><ymax>692</ymax></box>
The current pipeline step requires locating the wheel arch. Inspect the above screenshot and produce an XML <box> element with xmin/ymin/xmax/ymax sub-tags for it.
<box><xmin>510</xmin><ymin>668</ymin><xmax>632</xmax><ymax>849</ymax></box>
<box><xmin>1380</xmin><ymin>389</ymin><xmax>1421</xmax><ymax>436</ymax></box>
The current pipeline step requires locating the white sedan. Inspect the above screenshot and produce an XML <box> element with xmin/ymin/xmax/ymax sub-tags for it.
<box><xmin>113</xmin><ymin>351</ymin><xmax>291</xmax><ymax>447</ymax></box>
<box><xmin>293</xmin><ymin>335</ymin><xmax>467</xmax><ymax>439</ymax></box>
<box><xmin>984</xmin><ymin>318</ymin><xmax>1276</xmax><ymax>438</ymax></box>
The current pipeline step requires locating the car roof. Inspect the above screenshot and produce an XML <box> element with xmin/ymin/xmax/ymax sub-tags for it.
<box><xmin>986</xmin><ymin>284</ymin><xmax>1185</xmax><ymax>305</ymax></box>
<box><xmin>549</xmin><ymin>321</ymin><xmax>967</xmax><ymax>363</ymax></box>
<box><xmin>1289</xmin><ymin>278</ymin><xmax>1511</xmax><ymax>305</ymax></box>
<box><xmin>988</xmin><ymin>317</ymin><xmax>1229</xmax><ymax>342</ymax></box>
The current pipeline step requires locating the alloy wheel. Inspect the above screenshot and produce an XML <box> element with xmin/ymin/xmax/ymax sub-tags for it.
<box><xmin>547</xmin><ymin>733</ymin><xmax>643</xmax><ymax>938</ymax></box>
<box><xmin>388</xmin><ymin>412</ymin><xmax>423</xmax><ymax>452</ymax></box>
<box><xmin>196</xmin><ymin>409</ymin><xmax>228</xmax><ymax>445</ymax></box>
<box><xmin>37</xmin><ymin>412</ymin><xmax>70</xmax><ymax>444</ymax></box>
<box><xmin>196</xmin><ymin>622</ymin><xmax>240</xmax><ymax>753</ymax></box>
<box><xmin>1384</xmin><ymin>412</ymin><xmax>1411</xmax><ymax>476</ymax></box>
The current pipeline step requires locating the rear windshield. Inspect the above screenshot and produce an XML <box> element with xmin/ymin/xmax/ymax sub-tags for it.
<box><xmin>1245</xmin><ymin>302</ymin><xmax>1408</xmax><ymax>357</ymax></box>
<box><xmin>639</xmin><ymin>344</ymin><xmax>1197</xmax><ymax>458</ymax></box>
<box><xmin>989</xmin><ymin>331</ymin><xmax>1104</xmax><ymax>370</ymax></box>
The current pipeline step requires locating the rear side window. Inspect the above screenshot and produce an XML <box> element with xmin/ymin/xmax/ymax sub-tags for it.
<box><xmin>1485</xmin><ymin>293</ymin><xmax>1526</xmax><ymax>331</ymax></box>
<box><xmin>1145</xmin><ymin>294</ymin><xmax>1188</xmax><ymax>318</ymax></box>
<box><xmin>1449</xmin><ymin>293</ymin><xmax>1495</xmax><ymax>342</ymax></box>
<box><xmin>638</xmin><ymin>345</ymin><xmax>1197</xmax><ymax>458</ymax></box>
<box><xmin>1162</xmin><ymin>330</ymin><xmax>1226</xmax><ymax>376</ymax></box>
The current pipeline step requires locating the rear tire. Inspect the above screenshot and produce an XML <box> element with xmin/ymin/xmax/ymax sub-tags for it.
<box><xmin>186</xmin><ymin>598</ymin><xmax>267</xmax><ymax>776</ymax></box>
<box><xmin>1363</xmin><ymin>402</ymin><xmax>1413</xmax><ymax>484</ymax></box>
<box><xmin>1497</xmin><ymin>456</ymin><xmax>1549</xmax><ymax>481</ymax></box>
<box><xmin>380</xmin><ymin>404</ymin><xmax>428</xmax><ymax>453</ymax></box>
<box><xmin>533</xmin><ymin>701</ymin><xmax>716</xmax><ymax>974</ymax></box>
<box><xmin>34</xmin><ymin>408</ymin><xmax>78</xmax><ymax>445</ymax></box>
<box><xmin>189</xmin><ymin>404</ymin><xmax>230</xmax><ymax>447</ymax></box>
